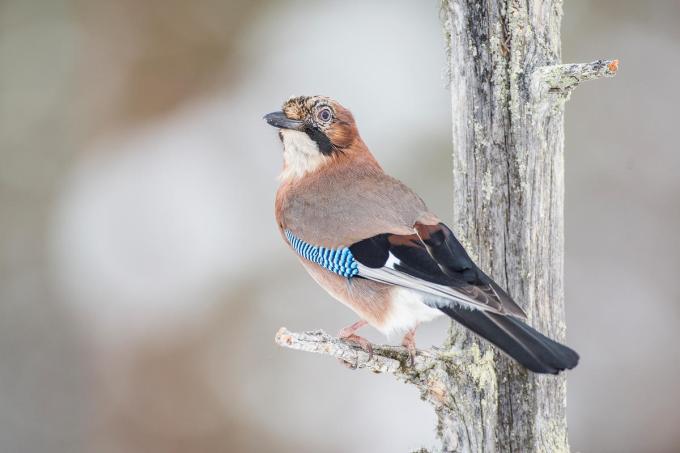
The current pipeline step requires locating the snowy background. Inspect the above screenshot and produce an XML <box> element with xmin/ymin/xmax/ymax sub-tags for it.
<box><xmin>1</xmin><ymin>1</ymin><xmax>678</xmax><ymax>452</ymax></box>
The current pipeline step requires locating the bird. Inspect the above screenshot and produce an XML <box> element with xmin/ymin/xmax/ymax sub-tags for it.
<box><xmin>265</xmin><ymin>95</ymin><xmax>579</xmax><ymax>374</ymax></box>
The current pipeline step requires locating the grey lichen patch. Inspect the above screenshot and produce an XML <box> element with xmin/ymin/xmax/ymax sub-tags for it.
<box><xmin>533</xmin><ymin>59</ymin><xmax>619</xmax><ymax>98</ymax></box>
<box><xmin>461</xmin><ymin>342</ymin><xmax>497</xmax><ymax>391</ymax></box>
<box><xmin>536</xmin><ymin>417</ymin><xmax>570</xmax><ymax>453</ymax></box>
<box><xmin>439</xmin><ymin>0</ymin><xmax>454</xmax><ymax>86</ymax></box>
<box><xmin>481</xmin><ymin>168</ymin><xmax>494</xmax><ymax>203</ymax></box>
<box><xmin>506</xmin><ymin>1</ymin><xmax>531</xmax><ymax>125</ymax></box>
<box><xmin>473</xmin><ymin>121</ymin><xmax>489</xmax><ymax>149</ymax></box>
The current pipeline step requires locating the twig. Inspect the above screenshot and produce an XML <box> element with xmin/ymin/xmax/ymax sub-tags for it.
<box><xmin>533</xmin><ymin>58</ymin><xmax>619</xmax><ymax>94</ymax></box>
<box><xmin>274</xmin><ymin>327</ymin><xmax>498</xmax><ymax>453</ymax></box>
<box><xmin>274</xmin><ymin>327</ymin><xmax>426</xmax><ymax>374</ymax></box>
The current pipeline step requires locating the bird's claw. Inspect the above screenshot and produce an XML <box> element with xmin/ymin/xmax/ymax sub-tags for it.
<box><xmin>404</xmin><ymin>344</ymin><xmax>416</xmax><ymax>367</ymax></box>
<box><xmin>401</xmin><ymin>329</ymin><xmax>418</xmax><ymax>367</ymax></box>
<box><xmin>340</xmin><ymin>334</ymin><xmax>374</xmax><ymax>363</ymax></box>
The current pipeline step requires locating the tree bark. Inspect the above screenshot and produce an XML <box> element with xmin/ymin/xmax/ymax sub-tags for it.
<box><xmin>440</xmin><ymin>1</ymin><xmax>616</xmax><ymax>451</ymax></box>
<box><xmin>275</xmin><ymin>2</ymin><xmax>617</xmax><ymax>452</ymax></box>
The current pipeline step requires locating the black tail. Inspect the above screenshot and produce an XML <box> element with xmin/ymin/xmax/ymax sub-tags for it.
<box><xmin>439</xmin><ymin>306</ymin><xmax>579</xmax><ymax>374</ymax></box>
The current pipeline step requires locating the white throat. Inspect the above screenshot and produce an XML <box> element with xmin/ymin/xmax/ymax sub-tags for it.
<box><xmin>279</xmin><ymin>130</ymin><xmax>330</xmax><ymax>181</ymax></box>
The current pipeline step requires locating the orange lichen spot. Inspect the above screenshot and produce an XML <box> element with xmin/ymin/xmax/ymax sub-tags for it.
<box><xmin>608</xmin><ymin>59</ymin><xmax>619</xmax><ymax>73</ymax></box>
<box><xmin>275</xmin><ymin>327</ymin><xmax>293</xmax><ymax>345</ymax></box>
<box><xmin>428</xmin><ymin>379</ymin><xmax>448</xmax><ymax>405</ymax></box>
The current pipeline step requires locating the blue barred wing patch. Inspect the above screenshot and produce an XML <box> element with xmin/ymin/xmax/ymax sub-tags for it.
<box><xmin>284</xmin><ymin>230</ymin><xmax>359</xmax><ymax>278</ymax></box>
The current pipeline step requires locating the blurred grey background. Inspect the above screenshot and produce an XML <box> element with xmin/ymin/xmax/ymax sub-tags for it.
<box><xmin>1</xmin><ymin>0</ymin><xmax>678</xmax><ymax>452</ymax></box>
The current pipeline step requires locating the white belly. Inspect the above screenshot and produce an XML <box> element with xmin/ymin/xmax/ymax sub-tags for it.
<box><xmin>378</xmin><ymin>287</ymin><xmax>444</xmax><ymax>339</ymax></box>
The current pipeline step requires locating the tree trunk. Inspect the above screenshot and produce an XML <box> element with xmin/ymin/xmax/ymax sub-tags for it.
<box><xmin>440</xmin><ymin>1</ymin><xmax>616</xmax><ymax>451</ymax></box>
<box><xmin>275</xmin><ymin>2</ymin><xmax>616</xmax><ymax>452</ymax></box>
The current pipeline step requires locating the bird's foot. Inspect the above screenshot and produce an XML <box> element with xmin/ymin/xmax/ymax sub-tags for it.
<box><xmin>337</xmin><ymin>320</ymin><xmax>373</xmax><ymax>367</ymax></box>
<box><xmin>340</xmin><ymin>333</ymin><xmax>374</xmax><ymax>363</ymax></box>
<box><xmin>337</xmin><ymin>319</ymin><xmax>368</xmax><ymax>338</ymax></box>
<box><xmin>401</xmin><ymin>329</ymin><xmax>418</xmax><ymax>367</ymax></box>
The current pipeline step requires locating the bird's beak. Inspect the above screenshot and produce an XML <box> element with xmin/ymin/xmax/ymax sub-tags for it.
<box><xmin>263</xmin><ymin>111</ymin><xmax>305</xmax><ymax>131</ymax></box>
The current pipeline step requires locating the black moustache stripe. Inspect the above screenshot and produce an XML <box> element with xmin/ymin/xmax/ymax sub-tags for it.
<box><xmin>304</xmin><ymin>125</ymin><xmax>334</xmax><ymax>155</ymax></box>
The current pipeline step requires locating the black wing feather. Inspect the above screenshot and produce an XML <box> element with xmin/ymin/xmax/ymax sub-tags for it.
<box><xmin>414</xmin><ymin>222</ymin><xmax>477</xmax><ymax>278</ymax></box>
<box><xmin>440</xmin><ymin>305</ymin><xmax>579</xmax><ymax>373</ymax></box>
<box><xmin>350</xmin><ymin>223</ymin><xmax>525</xmax><ymax>317</ymax></box>
<box><xmin>349</xmin><ymin>234</ymin><xmax>390</xmax><ymax>268</ymax></box>
<box><xmin>415</xmin><ymin>223</ymin><xmax>526</xmax><ymax>317</ymax></box>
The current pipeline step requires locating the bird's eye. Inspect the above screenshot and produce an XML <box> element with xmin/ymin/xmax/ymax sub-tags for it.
<box><xmin>317</xmin><ymin>107</ymin><xmax>332</xmax><ymax>123</ymax></box>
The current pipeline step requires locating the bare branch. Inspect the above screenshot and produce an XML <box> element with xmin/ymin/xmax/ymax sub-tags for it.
<box><xmin>275</xmin><ymin>327</ymin><xmax>424</xmax><ymax>374</ymax></box>
<box><xmin>275</xmin><ymin>327</ymin><xmax>499</xmax><ymax>453</ymax></box>
<box><xmin>534</xmin><ymin>59</ymin><xmax>619</xmax><ymax>94</ymax></box>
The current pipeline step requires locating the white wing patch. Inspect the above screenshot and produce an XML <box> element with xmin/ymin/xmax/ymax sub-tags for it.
<box><xmin>384</xmin><ymin>252</ymin><xmax>400</xmax><ymax>268</ymax></box>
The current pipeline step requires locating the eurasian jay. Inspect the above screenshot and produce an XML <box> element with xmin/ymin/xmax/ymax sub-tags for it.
<box><xmin>265</xmin><ymin>95</ymin><xmax>578</xmax><ymax>374</ymax></box>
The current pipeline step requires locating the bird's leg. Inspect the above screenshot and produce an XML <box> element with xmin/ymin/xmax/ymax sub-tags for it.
<box><xmin>401</xmin><ymin>327</ymin><xmax>418</xmax><ymax>367</ymax></box>
<box><xmin>337</xmin><ymin>320</ymin><xmax>373</xmax><ymax>362</ymax></box>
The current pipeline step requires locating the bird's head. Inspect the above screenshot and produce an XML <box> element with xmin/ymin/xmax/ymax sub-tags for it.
<box><xmin>264</xmin><ymin>96</ymin><xmax>363</xmax><ymax>180</ymax></box>
<box><xmin>265</xmin><ymin>96</ymin><xmax>358</xmax><ymax>155</ymax></box>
